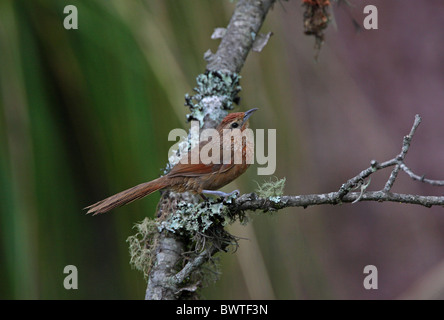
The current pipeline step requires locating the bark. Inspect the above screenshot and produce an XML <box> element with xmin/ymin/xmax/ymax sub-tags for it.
<box><xmin>206</xmin><ymin>0</ymin><xmax>275</xmax><ymax>74</ymax></box>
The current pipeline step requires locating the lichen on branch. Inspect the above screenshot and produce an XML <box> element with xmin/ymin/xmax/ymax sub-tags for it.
<box><xmin>255</xmin><ymin>177</ymin><xmax>286</xmax><ymax>198</ymax></box>
<box><xmin>185</xmin><ymin>70</ymin><xmax>242</xmax><ymax>127</ymax></box>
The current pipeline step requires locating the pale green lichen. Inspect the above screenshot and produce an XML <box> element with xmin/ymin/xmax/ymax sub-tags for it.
<box><xmin>127</xmin><ymin>192</ymin><xmax>246</xmax><ymax>283</ymax></box>
<box><xmin>255</xmin><ymin>177</ymin><xmax>286</xmax><ymax>198</ymax></box>
<box><xmin>269</xmin><ymin>196</ymin><xmax>281</xmax><ymax>203</ymax></box>
<box><xmin>185</xmin><ymin>71</ymin><xmax>242</xmax><ymax>126</ymax></box>
<box><xmin>126</xmin><ymin>218</ymin><xmax>159</xmax><ymax>279</ymax></box>
<box><xmin>158</xmin><ymin>192</ymin><xmax>242</xmax><ymax>236</ymax></box>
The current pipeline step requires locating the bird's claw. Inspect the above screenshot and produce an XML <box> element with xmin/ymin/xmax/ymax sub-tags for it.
<box><xmin>202</xmin><ymin>189</ymin><xmax>239</xmax><ymax>202</ymax></box>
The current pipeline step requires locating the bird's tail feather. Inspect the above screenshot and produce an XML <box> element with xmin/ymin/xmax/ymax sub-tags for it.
<box><xmin>85</xmin><ymin>177</ymin><xmax>167</xmax><ymax>215</ymax></box>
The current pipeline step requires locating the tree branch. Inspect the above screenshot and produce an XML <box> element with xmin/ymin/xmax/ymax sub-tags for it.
<box><xmin>400</xmin><ymin>163</ymin><xmax>444</xmax><ymax>186</ymax></box>
<box><xmin>170</xmin><ymin>245</ymin><xmax>219</xmax><ymax>287</ymax></box>
<box><xmin>206</xmin><ymin>0</ymin><xmax>275</xmax><ymax>73</ymax></box>
<box><xmin>227</xmin><ymin>191</ymin><xmax>444</xmax><ymax>212</ymax></box>
<box><xmin>383</xmin><ymin>114</ymin><xmax>421</xmax><ymax>192</ymax></box>
<box><xmin>225</xmin><ymin>114</ymin><xmax>444</xmax><ymax>214</ymax></box>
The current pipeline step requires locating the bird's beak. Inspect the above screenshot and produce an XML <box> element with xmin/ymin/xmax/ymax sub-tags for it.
<box><xmin>241</xmin><ymin>108</ymin><xmax>258</xmax><ymax>126</ymax></box>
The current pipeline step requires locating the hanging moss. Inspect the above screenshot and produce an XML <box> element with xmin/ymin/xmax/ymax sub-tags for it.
<box><xmin>126</xmin><ymin>218</ymin><xmax>158</xmax><ymax>279</ymax></box>
<box><xmin>127</xmin><ymin>192</ymin><xmax>245</xmax><ymax>282</ymax></box>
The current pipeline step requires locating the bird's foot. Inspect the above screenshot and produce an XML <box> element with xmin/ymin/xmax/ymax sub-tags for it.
<box><xmin>201</xmin><ymin>189</ymin><xmax>239</xmax><ymax>202</ymax></box>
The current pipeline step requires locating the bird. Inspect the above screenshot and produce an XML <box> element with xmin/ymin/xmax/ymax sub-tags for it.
<box><xmin>85</xmin><ymin>108</ymin><xmax>258</xmax><ymax>215</ymax></box>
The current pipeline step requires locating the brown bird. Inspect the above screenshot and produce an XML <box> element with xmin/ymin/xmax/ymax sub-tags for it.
<box><xmin>85</xmin><ymin>108</ymin><xmax>257</xmax><ymax>215</ymax></box>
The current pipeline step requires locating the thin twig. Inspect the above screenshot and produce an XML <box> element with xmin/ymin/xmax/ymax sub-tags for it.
<box><xmin>337</xmin><ymin>158</ymin><xmax>397</xmax><ymax>200</ymax></box>
<box><xmin>384</xmin><ymin>114</ymin><xmax>421</xmax><ymax>192</ymax></box>
<box><xmin>170</xmin><ymin>246</ymin><xmax>219</xmax><ymax>286</ymax></box>
<box><xmin>400</xmin><ymin>163</ymin><xmax>444</xmax><ymax>186</ymax></box>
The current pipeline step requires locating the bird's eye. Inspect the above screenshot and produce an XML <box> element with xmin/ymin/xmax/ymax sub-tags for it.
<box><xmin>231</xmin><ymin>122</ymin><xmax>239</xmax><ymax>128</ymax></box>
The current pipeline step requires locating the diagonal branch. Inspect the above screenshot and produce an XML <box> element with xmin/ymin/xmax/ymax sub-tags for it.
<box><xmin>170</xmin><ymin>246</ymin><xmax>219</xmax><ymax>288</ymax></box>
<box><xmin>206</xmin><ymin>0</ymin><xmax>275</xmax><ymax>74</ymax></box>
<box><xmin>399</xmin><ymin>163</ymin><xmax>444</xmax><ymax>186</ymax></box>
<box><xmin>384</xmin><ymin>114</ymin><xmax>421</xmax><ymax>192</ymax></box>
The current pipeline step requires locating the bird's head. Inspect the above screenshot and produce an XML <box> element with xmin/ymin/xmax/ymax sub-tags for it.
<box><xmin>217</xmin><ymin>108</ymin><xmax>258</xmax><ymax>131</ymax></box>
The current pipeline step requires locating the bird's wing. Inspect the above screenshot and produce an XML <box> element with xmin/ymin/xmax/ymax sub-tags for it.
<box><xmin>168</xmin><ymin>162</ymin><xmax>235</xmax><ymax>178</ymax></box>
<box><xmin>168</xmin><ymin>138</ymin><xmax>236</xmax><ymax>178</ymax></box>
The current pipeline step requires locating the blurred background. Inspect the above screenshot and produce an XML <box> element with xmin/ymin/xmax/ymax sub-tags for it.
<box><xmin>1</xmin><ymin>0</ymin><xmax>444</xmax><ymax>299</ymax></box>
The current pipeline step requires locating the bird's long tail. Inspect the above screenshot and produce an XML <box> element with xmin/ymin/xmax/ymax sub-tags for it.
<box><xmin>85</xmin><ymin>177</ymin><xmax>168</xmax><ymax>215</ymax></box>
